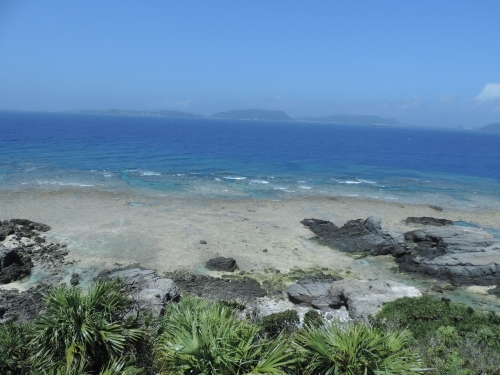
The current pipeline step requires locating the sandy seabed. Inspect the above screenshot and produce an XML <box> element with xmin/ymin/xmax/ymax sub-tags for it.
<box><xmin>2</xmin><ymin>188</ymin><xmax>500</xmax><ymax>283</ymax></box>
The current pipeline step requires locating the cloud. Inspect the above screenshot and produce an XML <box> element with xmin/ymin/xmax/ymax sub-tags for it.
<box><xmin>476</xmin><ymin>83</ymin><xmax>500</xmax><ymax>102</ymax></box>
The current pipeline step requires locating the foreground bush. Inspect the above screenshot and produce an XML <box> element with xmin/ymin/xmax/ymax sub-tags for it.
<box><xmin>154</xmin><ymin>295</ymin><xmax>295</xmax><ymax>375</ymax></box>
<box><xmin>294</xmin><ymin>322</ymin><xmax>421</xmax><ymax>375</ymax></box>
<box><xmin>259</xmin><ymin>309</ymin><xmax>300</xmax><ymax>338</ymax></box>
<box><xmin>32</xmin><ymin>281</ymin><xmax>145</xmax><ymax>373</ymax></box>
<box><xmin>372</xmin><ymin>295</ymin><xmax>500</xmax><ymax>344</ymax></box>
<box><xmin>373</xmin><ymin>295</ymin><xmax>500</xmax><ymax>375</ymax></box>
<box><xmin>0</xmin><ymin>321</ymin><xmax>34</xmax><ymax>374</ymax></box>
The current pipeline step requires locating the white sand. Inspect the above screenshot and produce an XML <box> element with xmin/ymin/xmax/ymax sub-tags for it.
<box><xmin>2</xmin><ymin>188</ymin><xmax>499</xmax><ymax>283</ymax></box>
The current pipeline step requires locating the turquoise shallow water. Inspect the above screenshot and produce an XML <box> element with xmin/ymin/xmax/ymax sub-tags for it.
<box><xmin>1</xmin><ymin>111</ymin><xmax>500</xmax><ymax>209</ymax></box>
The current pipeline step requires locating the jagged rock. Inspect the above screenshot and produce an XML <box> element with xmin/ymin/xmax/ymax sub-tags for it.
<box><xmin>98</xmin><ymin>268</ymin><xmax>179</xmax><ymax>316</ymax></box>
<box><xmin>0</xmin><ymin>284</ymin><xmax>50</xmax><ymax>323</ymax></box>
<box><xmin>288</xmin><ymin>278</ymin><xmax>421</xmax><ymax>322</ymax></box>
<box><xmin>205</xmin><ymin>257</ymin><xmax>238</xmax><ymax>272</ymax></box>
<box><xmin>398</xmin><ymin>226</ymin><xmax>500</xmax><ymax>285</ymax></box>
<box><xmin>301</xmin><ymin>216</ymin><xmax>407</xmax><ymax>256</ymax></box>
<box><xmin>70</xmin><ymin>273</ymin><xmax>80</xmax><ymax>286</ymax></box>
<box><xmin>0</xmin><ymin>245</ymin><xmax>33</xmax><ymax>284</ymax></box>
<box><xmin>487</xmin><ymin>285</ymin><xmax>500</xmax><ymax>297</ymax></box>
<box><xmin>1</xmin><ymin>219</ymin><xmax>68</xmax><ymax>283</ymax></box>
<box><xmin>405</xmin><ymin>217</ymin><xmax>453</xmax><ymax>226</ymax></box>
<box><xmin>9</xmin><ymin>219</ymin><xmax>51</xmax><ymax>233</ymax></box>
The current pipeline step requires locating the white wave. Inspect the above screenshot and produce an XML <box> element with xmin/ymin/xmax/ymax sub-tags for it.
<box><xmin>274</xmin><ymin>187</ymin><xmax>287</xmax><ymax>190</ymax></box>
<box><xmin>335</xmin><ymin>179</ymin><xmax>376</xmax><ymax>184</ymax></box>
<box><xmin>223</xmin><ymin>176</ymin><xmax>247</xmax><ymax>180</ymax></box>
<box><xmin>141</xmin><ymin>171</ymin><xmax>161</xmax><ymax>176</ymax></box>
<box><xmin>300</xmin><ymin>186</ymin><xmax>312</xmax><ymax>189</ymax></box>
<box><xmin>37</xmin><ymin>181</ymin><xmax>95</xmax><ymax>187</ymax></box>
<box><xmin>104</xmin><ymin>174</ymin><xmax>112</xmax><ymax>177</ymax></box>
<box><xmin>250</xmin><ymin>179</ymin><xmax>269</xmax><ymax>184</ymax></box>
<box><xmin>298</xmin><ymin>180</ymin><xmax>306</xmax><ymax>183</ymax></box>
<box><xmin>214</xmin><ymin>178</ymin><xmax>221</xmax><ymax>181</ymax></box>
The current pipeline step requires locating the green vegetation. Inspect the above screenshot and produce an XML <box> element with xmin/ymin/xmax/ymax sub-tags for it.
<box><xmin>303</xmin><ymin>310</ymin><xmax>323</xmax><ymax>328</ymax></box>
<box><xmin>295</xmin><ymin>323</ymin><xmax>420</xmax><ymax>375</ymax></box>
<box><xmin>259</xmin><ymin>310</ymin><xmax>300</xmax><ymax>338</ymax></box>
<box><xmin>209</xmin><ymin>109</ymin><xmax>293</xmax><ymax>121</ymax></box>
<box><xmin>154</xmin><ymin>295</ymin><xmax>294</xmax><ymax>375</ymax></box>
<box><xmin>4</xmin><ymin>281</ymin><xmax>500</xmax><ymax>375</ymax></box>
<box><xmin>372</xmin><ymin>295</ymin><xmax>500</xmax><ymax>374</ymax></box>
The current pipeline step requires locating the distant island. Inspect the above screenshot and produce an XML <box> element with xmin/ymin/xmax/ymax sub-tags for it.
<box><xmin>210</xmin><ymin>109</ymin><xmax>292</xmax><ymax>121</ymax></box>
<box><xmin>66</xmin><ymin>109</ymin><xmax>202</xmax><ymax>118</ymax></box>
<box><xmin>479</xmin><ymin>123</ymin><xmax>500</xmax><ymax>131</ymax></box>
<box><xmin>63</xmin><ymin>108</ymin><xmax>405</xmax><ymax>126</ymax></box>
<box><xmin>297</xmin><ymin>114</ymin><xmax>402</xmax><ymax>126</ymax></box>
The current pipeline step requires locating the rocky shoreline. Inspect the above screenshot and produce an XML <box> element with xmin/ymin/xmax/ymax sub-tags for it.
<box><xmin>2</xmin><ymin>215</ymin><xmax>500</xmax><ymax>325</ymax></box>
<box><xmin>301</xmin><ymin>215</ymin><xmax>500</xmax><ymax>286</ymax></box>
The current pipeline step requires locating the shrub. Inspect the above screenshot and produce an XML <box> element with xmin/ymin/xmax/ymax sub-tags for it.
<box><xmin>259</xmin><ymin>309</ymin><xmax>299</xmax><ymax>338</ymax></box>
<box><xmin>303</xmin><ymin>310</ymin><xmax>323</xmax><ymax>328</ymax></box>
<box><xmin>32</xmin><ymin>280</ymin><xmax>145</xmax><ymax>373</ymax></box>
<box><xmin>0</xmin><ymin>321</ymin><xmax>34</xmax><ymax>374</ymax></box>
<box><xmin>294</xmin><ymin>322</ymin><xmax>421</xmax><ymax>375</ymax></box>
<box><xmin>372</xmin><ymin>295</ymin><xmax>500</xmax><ymax>347</ymax></box>
<box><xmin>154</xmin><ymin>295</ymin><xmax>295</xmax><ymax>375</ymax></box>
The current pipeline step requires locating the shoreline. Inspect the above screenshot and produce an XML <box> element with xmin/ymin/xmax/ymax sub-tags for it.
<box><xmin>2</xmin><ymin>188</ymin><xmax>500</xmax><ymax>310</ymax></box>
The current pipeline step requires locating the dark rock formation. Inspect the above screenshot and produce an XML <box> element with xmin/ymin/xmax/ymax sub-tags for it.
<box><xmin>98</xmin><ymin>268</ymin><xmax>180</xmax><ymax>316</ymax></box>
<box><xmin>287</xmin><ymin>279</ymin><xmax>421</xmax><ymax>322</ymax></box>
<box><xmin>487</xmin><ymin>285</ymin><xmax>500</xmax><ymax>297</ymax></box>
<box><xmin>0</xmin><ymin>219</ymin><xmax>51</xmax><ymax>241</ymax></box>
<box><xmin>398</xmin><ymin>226</ymin><xmax>500</xmax><ymax>285</ymax></box>
<box><xmin>205</xmin><ymin>257</ymin><xmax>238</xmax><ymax>272</ymax></box>
<box><xmin>1</xmin><ymin>219</ymin><xmax>68</xmax><ymax>285</ymax></box>
<box><xmin>405</xmin><ymin>217</ymin><xmax>453</xmax><ymax>226</ymax></box>
<box><xmin>0</xmin><ymin>284</ymin><xmax>50</xmax><ymax>323</ymax></box>
<box><xmin>167</xmin><ymin>272</ymin><xmax>266</xmax><ymax>301</ymax></box>
<box><xmin>0</xmin><ymin>246</ymin><xmax>33</xmax><ymax>284</ymax></box>
<box><xmin>70</xmin><ymin>273</ymin><xmax>80</xmax><ymax>286</ymax></box>
<box><xmin>301</xmin><ymin>216</ymin><xmax>407</xmax><ymax>256</ymax></box>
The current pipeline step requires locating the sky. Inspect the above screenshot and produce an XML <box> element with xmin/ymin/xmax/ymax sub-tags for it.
<box><xmin>0</xmin><ymin>1</ymin><xmax>499</xmax><ymax>127</ymax></box>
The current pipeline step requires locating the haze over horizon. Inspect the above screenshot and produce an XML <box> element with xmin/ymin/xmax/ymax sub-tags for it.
<box><xmin>1</xmin><ymin>1</ymin><xmax>499</xmax><ymax>127</ymax></box>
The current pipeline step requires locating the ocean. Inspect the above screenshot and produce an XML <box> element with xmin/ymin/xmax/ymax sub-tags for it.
<box><xmin>1</xmin><ymin>111</ymin><xmax>500</xmax><ymax>209</ymax></box>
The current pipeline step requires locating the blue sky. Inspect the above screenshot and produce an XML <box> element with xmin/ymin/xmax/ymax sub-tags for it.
<box><xmin>1</xmin><ymin>1</ymin><xmax>499</xmax><ymax>127</ymax></box>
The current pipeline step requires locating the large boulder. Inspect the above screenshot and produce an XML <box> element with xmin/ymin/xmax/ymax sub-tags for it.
<box><xmin>398</xmin><ymin>226</ymin><xmax>500</xmax><ymax>285</ymax></box>
<box><xmin>301</xmin><ymin>216</ymin><xmax>407</xmax><ymax>256</ymax></box>
<box><xmin>99</xmin><ymin>268</ymin><xmax>180</xmax><ymax>316</ymax></box>
<box><xmin>288</xmin><ymin>279</ymin><xmax>340</xmax><ymax>310</ymax></box>
<box><xmin>329</xmin><ymin>279</ymin><xmax>421</xmax><ymax>322</ymax></box>
<box><xmin>287</xmin><ymin>278</ymin><xmax>421</xmax><ymax>322</ymax></box>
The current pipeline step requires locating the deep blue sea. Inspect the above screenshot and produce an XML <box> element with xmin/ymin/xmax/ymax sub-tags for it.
<box><xmin>1</xmin><ymin>111</ymin><xmax>500</xmax><ymax>209</ymax></box>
